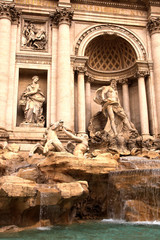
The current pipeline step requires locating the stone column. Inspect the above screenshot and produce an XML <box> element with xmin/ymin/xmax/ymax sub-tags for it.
<box><xmin>76</xmin><ymin>66</ymin><xmax>86</xmax><ymax>134</ymax></box>
<box><xmin>85</xmin><ymin>75</ymin><xmax>93</xmax><ymax>130</ymax></box>
<box><xmin>137</xmin><ymin>71</ymin><xmax>150</xmax><ymax>137</ymax></box>
<box><xmin>51</xmin><ymin>8</ymin><xmax>74</xmax><ymax>129</ymax></box>
<box><xmin>121</xmin><ymin>79</ymin><xmax>131</xmax><ymax>120</ymax></box>
<box><xmin>147</xmin><ymin>17</ymin><xmax>160</xmax><ymax>136</ymax></box>
<box><xmin>70</xmin><ymin>57</ymin><xmax>75</xmax><ymax>131</ymax></box>
<box><xmin>0</xmin><ymin>3</ymin><xmax>20</xmax><ymax>128</ymax></box>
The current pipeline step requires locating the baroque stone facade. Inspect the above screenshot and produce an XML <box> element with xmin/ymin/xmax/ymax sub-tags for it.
<box><xmin>0</xmin><ymin>0</ymin><xmax>160</xmax><ymax>148</ymax></box>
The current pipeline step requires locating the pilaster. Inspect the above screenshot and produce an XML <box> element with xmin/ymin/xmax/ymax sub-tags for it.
<box><xmin>147</xmin><ymin>17</ymin><xmax>160</xmax><ymax>136</ymax></box>
<box><xmin>0</xmin><ymin>2</ymin><xmax>20</xmax><ymax>129</ymax></box>
<box><xmin>50</xmin><ymin>7</ymin><xmax>74</xmax><ymax>129</ymax></box>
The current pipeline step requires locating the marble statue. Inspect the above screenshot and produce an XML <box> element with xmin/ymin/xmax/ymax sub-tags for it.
<box><xmin>94</xmin><ymin>80</ymin><xmax>137</xmax><ymax>137</ymax></box>
<box><xmin>62</xmin><ymin>128</ymin><xmax>89</xmax><ymax>157</ymax></box>
<box><xmin>19</xmin><ymin>75</ymin><xmax>45</xmax><ymax>127</ymax></box>
<box><xmin>29</xmin><ymin>120</ymin><xmax>66</xmax><ymax>156</ymax></box>
<box><xmin>29</xmin><ymin>120</ymin><xmax>89</xmax><ymax>157</ymax></box>
<box><xmin>89</xmin><ymin>80</ymin><xmax>139</xmax><ymax>155</ymax></box>
<box><xmin>43</xmin><ymin>120</ymin><xmax>66</xmax><ymax>154</ymax></box>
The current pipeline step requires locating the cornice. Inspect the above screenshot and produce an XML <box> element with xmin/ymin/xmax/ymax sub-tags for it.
<box><xmin>16</xmin><ymin>54</ymin><xmax>52</xmax><ymax>65</ymax></box>
<box><xmin>71</xmin><ymin>0</ymin><xmax>147</xmax><ymax>11</ymax></box>
<box><xmin>142</xmin><ymin>0</ymin><xmax>160</xmax><ymax>7</ymax></box>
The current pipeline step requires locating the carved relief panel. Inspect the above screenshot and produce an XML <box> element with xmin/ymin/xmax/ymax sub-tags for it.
<box><xmin>21</xmin><ymin>19</ymin><xmax>48</xmax><ymax>51</ymax></box>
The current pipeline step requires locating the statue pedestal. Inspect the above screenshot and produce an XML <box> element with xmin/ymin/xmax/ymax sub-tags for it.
<box><xmin>20</xmin><ymin>122</ymin><xmax>44</xmax><ymax>128</ymax></box>
<box><xmin>0</xmin><ymin>127</ymin><xmax>9</xmax><ymax>144</ymax></box>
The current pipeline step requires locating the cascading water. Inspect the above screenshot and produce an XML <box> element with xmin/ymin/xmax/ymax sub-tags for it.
<box><xmin>39</xmin><ymin>192</ymin><xmax>49</xmax><ymax>223</ymax></box>
<box><xmin>107</xmin><ymin>156</ymin><xmax>160</xmax><ymax>222</ymax></box>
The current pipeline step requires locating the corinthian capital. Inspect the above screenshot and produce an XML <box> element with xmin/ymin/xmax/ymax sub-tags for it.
<box><xmin>0</xmin><ymin>3</ymin><xmax>20</xmax><ymax>23</ymax></box>
<box><xmin>74</xmin><ymin>66</ymin><xmax>87</xmax><ymax>73</ymax></box>
<box><xmin>50</xmin><ymin>8</ymin><xmax>74</xmax><ymax>26</ymax></box>
<box><xmin>119</xmin><ymin>78</ymin><xmax>128</xmax><ymax>85</ymax></box>
<box><xmin>136</xmin><ymin>71</ymin><xmax>149</xmax><ymax>78</ymax></box>
<box><xmin>147</xmin><ymin>17</ymin><xmax>160</xmax><ymax>35</ymax></box>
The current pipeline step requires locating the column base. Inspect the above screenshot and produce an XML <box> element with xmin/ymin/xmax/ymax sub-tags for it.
<box><xmin>77</xmin><ymin>131</ymin><xmax>86</xmax><ymax>136</ymax></box>
<box><xmin>141</xmin><ymin>134</ymin><xmax>154</xmax><ymax>141</ymax></box>
<box><xmin>0</xmin><ymin>127</ymin><xmax>9</xmax><ymax>145</ymax></box>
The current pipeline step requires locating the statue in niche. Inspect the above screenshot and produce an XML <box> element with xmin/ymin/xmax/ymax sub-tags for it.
<box><xmin>89</xmin><ymin>80</ymin><xmax>139</xmax><ymax>154</ymax></box>
<box><xmin>22</xmin><ymin>22</ymin><xmax>47</xmax><ymax>50</ymax></box>
<box><xmin>94</xmin><ymin>80</ymin><xmax>137</xmax><ymax>137</ymax></box>
<box><xmin>19</xmin><ymin>75</ymin><xmax>45</xmax><ymax>127</ymax></box>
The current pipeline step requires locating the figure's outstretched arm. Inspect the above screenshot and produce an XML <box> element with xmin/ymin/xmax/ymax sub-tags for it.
<box><xmin>63</xmin><ymin>128</ymin><xmax>82</xmax><ymax>142</ymax></box>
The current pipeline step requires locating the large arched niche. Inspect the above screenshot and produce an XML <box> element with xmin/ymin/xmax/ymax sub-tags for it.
<box><xmin>84</xmin><ymin>34</ymin><xmax>137</xmax><ymax>73</ymax></box>
<box><xmin>74</xmin><ymin>24</ymin><xmax>148</xmax><ymax>82</ymax></box>
<box><xmin>75</xmin><ymin>24</ymin><xmax>147</xmax><ymax>61</ymax></box>
<box><xmin>74</xmin><ymin>24</ymin><xmax>148</xmax><ymax>133</ymax></box>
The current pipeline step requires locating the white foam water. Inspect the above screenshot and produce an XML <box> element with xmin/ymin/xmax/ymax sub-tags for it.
<box><xmin>101</xmin><ymin>219</ymin><xmax>160</xmax><ymax>226</ymax></box>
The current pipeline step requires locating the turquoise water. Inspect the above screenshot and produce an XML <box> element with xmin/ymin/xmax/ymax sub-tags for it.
<box><xmin>0</xmin><ymin>220</ymin><xmax>160</xmax><ymax>240</ymax></box>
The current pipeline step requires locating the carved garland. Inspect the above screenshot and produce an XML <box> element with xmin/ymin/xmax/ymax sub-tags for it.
<box><xmin>75</xmin><ymin>24</ymin><xmax>147</xmax><ymax>60</ymax></box>
<box><xmin>0</xmin><ymin>3</ymin><xmax>20</xmax><ymax>22</ymax></box>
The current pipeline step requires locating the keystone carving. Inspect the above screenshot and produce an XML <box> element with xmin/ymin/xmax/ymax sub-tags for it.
<box><xmin>50</xmin><ymin>8</ymin><xmax>74</xmax><ymax>26</ymax></box>
<box><xmin>0</xmin><ymin>3</ymin><xmax>20</xmax><ymax>22</ymax></box>
<box><xmin>147</xmin><ymin>17</ymin><xmax>160</xmax><ymax>35</ymax></box>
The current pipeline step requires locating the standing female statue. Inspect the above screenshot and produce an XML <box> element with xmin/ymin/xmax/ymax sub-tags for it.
<box><xmin>19</xmin><ymin>75</ymin><xmax>45</xmax><ymax>126</ymax></box>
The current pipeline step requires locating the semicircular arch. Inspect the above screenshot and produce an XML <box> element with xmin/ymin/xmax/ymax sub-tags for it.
<box><xmin>75</xmin><ymin>24</ymin><xmax>147</xmax><ymax>61</ymax></box>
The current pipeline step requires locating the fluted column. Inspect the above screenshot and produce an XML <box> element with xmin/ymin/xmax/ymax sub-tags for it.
<box><xmin>121</xmin><ymin>79</ymin><xmax>131</xmax><ymax>120</ymax></box>
<box><xmin>137</xmin><ymin>71</ymin><xmax>150</xmax><ymax>137</ymax></box>
<box><xmin>0</xmin><ymin>3</ymin><xmax>20</xmax><ymax>128</ymax></box>
<box><xmin>50</xmin><ymin>23</ymin><xmax>58</xmax><ymax>125</ymax></box>
<box><xmin>85</xmin><ymin>74</ymin><xmax>93</xmax><ymax>130</ymax></box>
<box><xmin>51</xmin><ymin>8</ymin><xmax>74</xmax><ymax>129</ymax></box>
<box><xmin>147</xmin><ymin>17</ymin><xmax>160</xmax><ymax>135</ymax></box>
<box><xmin>70</xmin><ymin>57</ymin><xmax>75</xmax><ymax>131</ymax></box>
<box><xmin>76</xmin><ymin>66</ymin><xmax>86</xmax><ymax>134</ymax></box>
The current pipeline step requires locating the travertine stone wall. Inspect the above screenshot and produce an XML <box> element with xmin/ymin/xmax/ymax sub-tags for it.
<box><xmin>0</xmin><ymin>0</ymin><xmax>159</xmax><ymax>141</ymax></box>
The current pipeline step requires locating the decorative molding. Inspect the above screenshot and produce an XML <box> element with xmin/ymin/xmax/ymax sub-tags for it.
<box><xmin>50</xmin><ymin>8</ymin><xmax>74</xmax><ymax>26</ymax></box>
<box><xmin>72</xmin><ymin>0</ymin><xmax>146</xmax><ymax>10</ymax></box>
<box><xmin>142</xmin><ymin>0</ymin><xmax>160</xmax><ymax>7</ymax></box>
<box><xmin>16</xmin><ymin>54</ymin><xmax>52</xmax><ymax>65</ymax></box>
<box><xmin>0</xmin><ymin>2</ymin><xmax>20</xmax><ymax>23</ymax></box>
<box><xmin>84</xmin><ymin>62</ymin><xmax>148</xmax><ymax>83</ymax></box>
<box><xmin>147</xmin><ymin>17</ymin><xmax>160</xmax><ymax>35</ymax></box>
<box><xmin>75</xmin><ymin>24</ymin><xmax>147</xmax><ymax>60</ymax></box>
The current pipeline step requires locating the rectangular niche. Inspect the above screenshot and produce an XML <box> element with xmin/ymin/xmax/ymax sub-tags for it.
<box><xmin>17</xmin><ymin>69</ymin><xmax>47</xmax><ymax>127</ymax></box>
